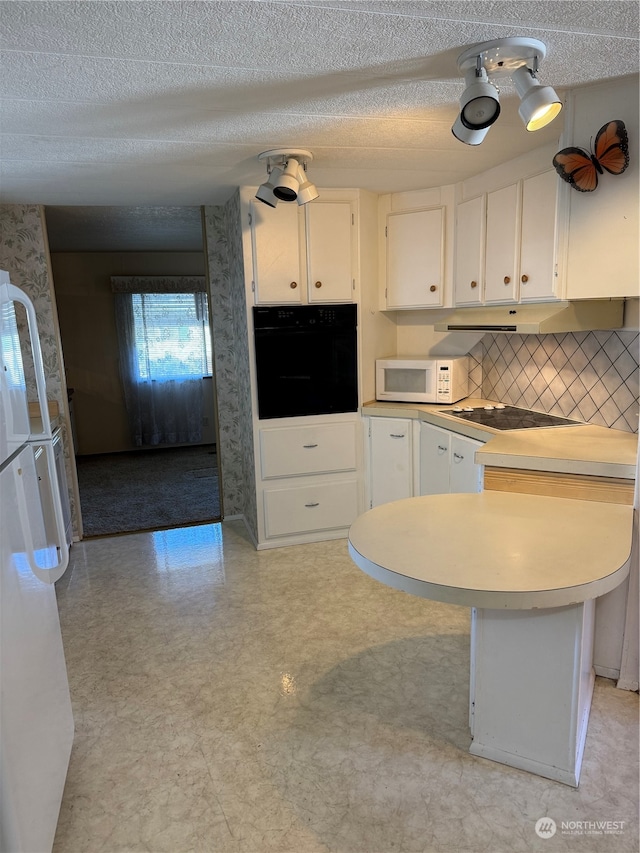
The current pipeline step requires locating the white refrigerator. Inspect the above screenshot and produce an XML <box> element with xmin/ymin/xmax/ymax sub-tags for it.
<box><xmin>0</xmin><ymin>271</ymin><xmax>74</xmax><ymax>853</ymax></box>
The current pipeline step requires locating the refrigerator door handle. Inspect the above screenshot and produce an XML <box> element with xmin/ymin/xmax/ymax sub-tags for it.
<box><xmin>0</xmin><ymin>281</ymin><xmax>53</xmax><ymax>440</ymax></box>
<box><xmin>14</xmin><ymin>447</ymin><xmax>69</xmax><ymax>585</ymax></box>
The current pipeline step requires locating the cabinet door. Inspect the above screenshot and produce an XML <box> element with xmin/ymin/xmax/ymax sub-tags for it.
<box><xmin>386</xmin><ymin>207</ymin><xmax>444</xmax><ymax>308</ymax></box>
<box><xmin>449</xmin><ymin>434</ymin><xmax>483</xmax><ymax>494</ymax></box>
<box><xmin>250</xmin><ymin>200</ymin><xmax>303</xmax><ymax>304</ymax></box>
<box><xmin>519</xmin><ymin>171</ymin><xmax>558</xmax><ymax>302</ymax></box>
<box><xmin>454</xmin><ymin>196</ymin><xmax>485</xmax><ymax>305</ymax></box>
<box><xmin>307</xmin><ymin>201</ymin><xmax>354</xmax><ymax>303</ymax></box>
<box><xmin>484</xmin><ymin>184</ymin><xmax>520</xmax><ymax>303</ymax></box>
<box><xmin>418</xmin><ymin>422</ymin><xmax>451</xmax><ymax>496</ymax></box>
<box><xmin>369</xmin><ymin>417</ymin><xmax>413</xmax><ymax>507</ymax></box>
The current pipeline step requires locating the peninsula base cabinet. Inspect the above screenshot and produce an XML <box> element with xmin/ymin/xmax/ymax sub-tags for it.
<box><xmin>256</xmin><ymin>416</ymin><xmax>362</xmax><ymax>548</ymax></box>
<box><xmin>469</xmin><ymin>600</ymin><xmax>596</xmax><ymax>787</ymax></box>
<box><xmin>419</xmin><ymin>422</ymin><xmax>484</xmax><ymax>495</ymax></box>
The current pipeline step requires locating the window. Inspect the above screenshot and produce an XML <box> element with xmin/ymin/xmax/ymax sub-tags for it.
<box><xmin>131</xmin><ymin>292</ymin><xmax>212</xmax><ymax>381</ymax></box>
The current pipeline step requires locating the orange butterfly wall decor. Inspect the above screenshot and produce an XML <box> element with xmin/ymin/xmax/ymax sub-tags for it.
<box><xmin>552</xmin><ymin>119</ymin><xmax>629</xmax><ymax>192</ymax></box>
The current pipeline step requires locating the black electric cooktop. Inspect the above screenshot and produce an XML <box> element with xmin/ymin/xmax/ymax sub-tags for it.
<box><xmin>439</xmin><ymin>405</ymin><xmax>581</xmax><ymax>430</ymax></box>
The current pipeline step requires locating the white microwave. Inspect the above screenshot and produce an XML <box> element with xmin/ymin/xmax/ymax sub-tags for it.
<box><xmin>376</xmin><ymin>356</ymin><xmax>469</xmax><ymax>404</ymax></box>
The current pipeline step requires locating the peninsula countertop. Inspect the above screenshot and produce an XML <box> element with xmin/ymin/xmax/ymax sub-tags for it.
<box><xmin>361</xmin><ymin>399</ymin><xmax>638</xmax><ymax>481</ymax></box>
<box><xmin>348</xmin><ymin>491</ymin><xmax>635</xmax><ymax>610</ymax></box>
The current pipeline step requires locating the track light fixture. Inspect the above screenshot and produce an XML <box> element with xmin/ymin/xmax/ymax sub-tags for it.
<box><xmin>256</xmin><ymin>149</ymin><xmax>319</xmax><ymax>207</ymax></box>
<box><xmin>452</xmin><ymin>38</ymin><xmax>562</xmax><ymax>146</ymax></box>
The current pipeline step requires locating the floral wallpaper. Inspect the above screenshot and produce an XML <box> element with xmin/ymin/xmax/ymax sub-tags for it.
<box><xmin>203</xmin><ymin>198</ymin><xmax>257</xmax><ymax>540</ymax></box>
<box><xmin>0</xmin><ymin>204</ymin><xmax>80</xmax><ymax>538</ymax></box>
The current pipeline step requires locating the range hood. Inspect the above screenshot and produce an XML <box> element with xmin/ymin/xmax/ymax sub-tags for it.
<box><xmin>434</xmin><ymin>300</ymin><xmax>624</xmax><ymax>334</ymax></box>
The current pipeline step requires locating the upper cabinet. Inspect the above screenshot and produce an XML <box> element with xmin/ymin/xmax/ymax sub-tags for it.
<box><xmin>306</xmin><ymin>200</ymin><xmax>354</xmax><ymax>303</ymax></box>
<box><xmin>378</xmin><ymin>186</ymin><xmax>455</xmax><ymax>310</ymax></box>
<box><xmin>249</xmin><ymin>193</ymin><xmax>357</xmax><ymax>304</ymax></box>
<box><xmin>386</xmin><ymin>207</ymin><xmax>444</xmax><ymax>308</ymax></box>
<box><xmin>249</xmin><ymin>199</ymin><xmax>304</xmax><ymax>304</ymax></box>
<box><xmin>454</xmin><ymin>161</ymin><xmax>560</xmax><ymax>307</ymax></box>
<box><xmin>559</xmin><ymin>75</ymin><xmax>639</xmax><ymax>300</ymax></box>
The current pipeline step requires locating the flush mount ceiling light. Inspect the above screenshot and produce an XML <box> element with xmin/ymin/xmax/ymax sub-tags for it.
<box><xmin>256</xmin><ymin>149</ymin><xmax>319</xmax><ymax>207</ymax></box>
<box><xmin>452</xmin><ymin>38</ymin><xmax>562</xmax><ymax>145</ymax></box>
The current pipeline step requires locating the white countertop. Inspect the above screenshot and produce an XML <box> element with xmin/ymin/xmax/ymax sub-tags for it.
<box><xmin>362</xmin><ymin>399</ymin><xmax>638</xmax><ymax>480</ymax></box>
<box><xmin>348</xmin><ymin>492</ymin><xmax>635</xmax><ymax>610</ymax></box>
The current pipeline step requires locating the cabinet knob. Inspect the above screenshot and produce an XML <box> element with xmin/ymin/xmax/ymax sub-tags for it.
<box><xmin>290</xmin><ymin>281</ymin><xmax>298</xmax><ymax>289</ymax></box>
<box><xmin>315</xmin><ymin>281</ymin><xmax>322</xmax><ymax>289</ymax></box>
<box><xmin>521</xmin><ymin>274</ymin><xmax>529</xmax><ymax>283</ymax></box>
<box><xmin>430</xmin><ymin>285</ymin><xmax>437</xmax><ymax>292</ymax></box>
<box><xmin>470</xmin><ymin>281</ymin><xmax>478</xmax><ymax>289</ymax></box>
<box><xmin>504</xmin><ymin>276</ymin><xmax>511</xmax><ymax>285</ymax></box>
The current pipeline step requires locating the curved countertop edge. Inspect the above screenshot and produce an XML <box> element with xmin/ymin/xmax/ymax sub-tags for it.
<box><xmin>348</xmin><ymin>540</ymin><xmax>633</xmax><ymax>611</ymax></box>
<box><xmin>348</xmin><ymin>493</ymin><xmax>635</xmax><ymax>611</ymax></box>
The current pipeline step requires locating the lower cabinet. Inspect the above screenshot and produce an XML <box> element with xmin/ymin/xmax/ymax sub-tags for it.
<box><xmin>364</xmin><ymin>415</ymin><xmax>484</xmax><ymax>509</ymax></box>
<box><xmin>257</xmin><ymin>416</ymin><xmax>361</xmax><ymax>546</ymax></box>
<box><xmin>264</xmin><ymin>479</ymin><xmax>359</xmax><ymax>538</ymax></box>
<box><xmin>368</xmin><ymin>417</ymin><xmax>413</xmax><ymax>507</ymax></box>
<box><xmin>419</xmin><ymin>422</ymin><xmax>484</xmax><ymax>495</ymax></box>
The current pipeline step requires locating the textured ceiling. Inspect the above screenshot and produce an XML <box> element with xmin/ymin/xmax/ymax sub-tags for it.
<box><xmin>1</xmin><ymin>1</ymin><xmax>638</xmax><ymax>249</ymax></box>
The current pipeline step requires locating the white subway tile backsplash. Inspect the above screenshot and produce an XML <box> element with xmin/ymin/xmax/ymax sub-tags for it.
<box><xmin>477</xmin><ymin>330</ymin><xmax>639</xmax><ymax>433</ymax></box>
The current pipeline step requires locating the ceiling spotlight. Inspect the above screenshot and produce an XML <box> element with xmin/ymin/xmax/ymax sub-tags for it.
<box><xmin>254</xmin><ymin>166</ymin><xmax>283</xmax><ymax>208</ymax></box>
<box><xmin>459</xmin><ymin>66</ymin><xmax>501</xmax><ymax>131</ymax></box>
<box><xmin>512</xmin><ymin>65</ymin><xmax>563</xmax><ymax>132</ymax></box>
<box><xmin>452</xmin><ymin>37</ymin><xmax>562</xmax><ymax>145</ymax></box>
<box><xmin>256</xmin><ymin>149</ymin><xmax>318</xmax><ymax>206</ymax></box>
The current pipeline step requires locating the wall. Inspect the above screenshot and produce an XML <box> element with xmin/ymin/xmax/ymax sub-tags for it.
<box><xmin>50</xmin><ymin>251</ymin><xmax>212</xmax><ymax>454</ymax></box>
<box><xmin>203</xmin><ymin>197</ymin><xmax>257</xmax><ymax>537</ymax></box>
<box><xmin>477</xmin><ymin>327</ymin><xmax>639</xmax><ymax>433</ymax></box>
<box><xmin>0</xmin><ymin>204</ymin><xmax>81</xmax><ymax>538</ymax></box>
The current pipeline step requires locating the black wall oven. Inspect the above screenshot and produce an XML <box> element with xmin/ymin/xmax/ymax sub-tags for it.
<box><xmin>253</xmin><ymin>305</ymin><xmax>358</xmax><ymax>419</ymax></box>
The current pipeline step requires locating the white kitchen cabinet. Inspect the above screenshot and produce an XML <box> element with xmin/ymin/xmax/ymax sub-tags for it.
<box><xmin>454</xmin><ymin>195</ymin><xmax>485</xmax><ymax>305</ymax></box>
<box><xmin>419</xmin><ymin>422</ymin><xmax>483</xmax><ymax>495</ymax></box>
<box><xmin>260</xmin><ymin>421</ymin><xmax>357</xmax><ymax>479</ymax></box>
<box><xmin>560</xmin><ymin>76</ymin><xmax>639</xmax><ymax>299</ymax></box>
<box><xmin>250</xmin><ymin>197</ymin><xmax>355</xmax><ymax>305</ymax></box>
<box><xmin>484</xmin><ymin>183</ymin><xmax>520</xmax><ymax>304</ymax></box>
<box><xmin>264</xmin><ymin>479</ymin><xmax>359</xmax><ymax>538</ymax></box>
<box><xmin>250</xmin><ymin>200</ymin><xmax>304</xmax><ymax>304</ymax></box>
<box><xmin>368</xmin><ymin>416</ymin><xmax>413</xmax><ymax>507</ymax></box>
<box><xmin>386</xmin><ymin>207</ymin><xmax>444</xmax><ymax>308</ymax></box>
<box><xmin>306</xmin><ymin>201</ymin><xmax>354</xmax><ymax>303</ymax></box>
<box><xmin>456</xmin><ymin>171</ymin><xmax>559</xmax><ymax>306</ymax></box>
<box><xmin>257</xmin><ymin>416</ymin><xmax>361</xmax><ymax>545</ymax></box>
<box><xmin>519</xmin><ymin>170</ymin><xmax>559</xmax><ymax>302</ymax></box>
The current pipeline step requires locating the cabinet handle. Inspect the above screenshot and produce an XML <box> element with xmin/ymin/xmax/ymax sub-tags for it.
<box><xmin>437</xmin><ymin>445</ymin><xmax>447</xmax><ymax>452</ymax></box>
<box><xmin>430</xmin><ymin>285</ymin><xmax>437</xmax><ymax>292</ymax></box>
<box><xmin>521</xmin><ymin>274</ymin><xmax>529</xmax><ymax>283</ymax></box>
<box><xmin>504</xmin><ymin>276</ymin><xmax>511</xmax><ymax>285</ymax></box>
<box><xmin>305</xmin><ymin>502</ymin><xmax>320</xmax><ymax>508</ymax></box>
<box><xmin>315</xmin><ymin>281</ymin><xmax>322</xmax><ymax>289</ymax></box>
<box><xmin>290</xmin><ymin>281</ymin><xmax>298</xmax><ymax>289</ymax></box>
<box><xmin>470</xmin><ymin>281</ymin><xmax>477</xmax><ymax>289</ymax></box>
<box><xmin>303</xmin><ymin>443</ymin><xmax>318</xmax><ymax>449</ymax></box>
<box><xmin>390</xmin><ymin>433</ymin><xmax>405</xmax><ymax>438</ymax></box>
<box><xmin>453</xmin><ymin>452</ymin><xmax>464</xmax><ymax>461</ymax></box>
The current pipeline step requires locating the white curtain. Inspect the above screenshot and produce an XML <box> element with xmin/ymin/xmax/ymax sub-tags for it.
<box><xmin>114</xmin><ymin>292</ymin><xmax>208</xmax><ymax>447</ymax></box>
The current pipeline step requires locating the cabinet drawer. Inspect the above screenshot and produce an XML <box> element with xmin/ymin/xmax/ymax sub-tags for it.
<box><xmin>260</xmin><ymin>422</ymin><xmax>357</xmax><ymax>479</ymax></box>
<box><xmin>264</xmin><ymin>479</ymin><xmax>359</xmax><ymax>537</ymax></box>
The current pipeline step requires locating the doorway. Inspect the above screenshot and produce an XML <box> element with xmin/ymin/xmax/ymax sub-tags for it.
<box><xmin>44</xmin><ymin>206</ymin><xmax>223</xmax><ymax>538</ymax></box>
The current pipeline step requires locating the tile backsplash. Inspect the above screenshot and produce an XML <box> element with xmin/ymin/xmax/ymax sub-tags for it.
<box><xmin>469</xmin><ymin>330</ymin><xmax>639</xmax><ymax>433</ymax></box>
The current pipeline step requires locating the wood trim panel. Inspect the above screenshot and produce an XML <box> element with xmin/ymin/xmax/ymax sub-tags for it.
<box><xmin>484</xmin><ymin>466</ymin><xmax>634</xmax><ymax>506</ymax></box>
